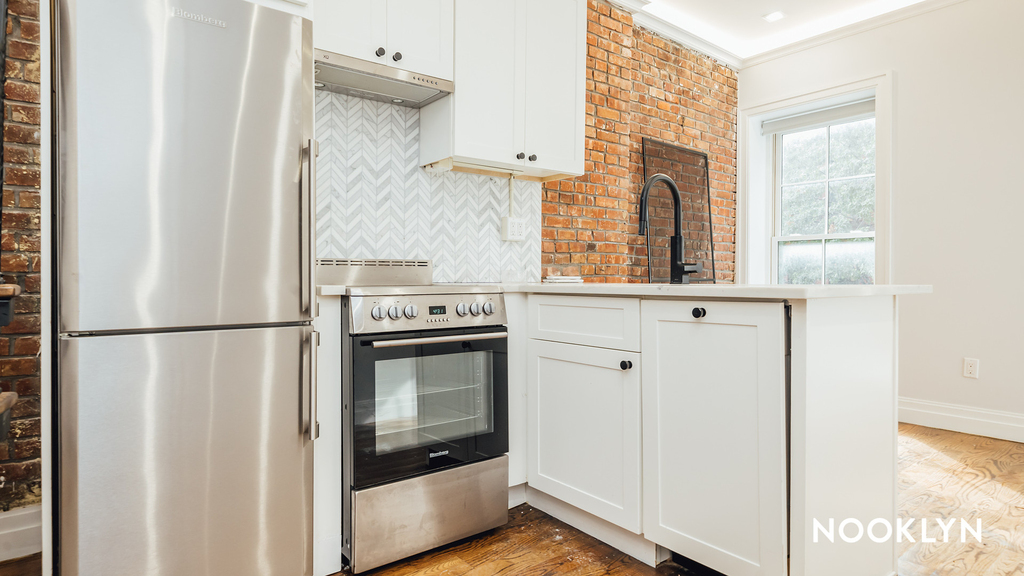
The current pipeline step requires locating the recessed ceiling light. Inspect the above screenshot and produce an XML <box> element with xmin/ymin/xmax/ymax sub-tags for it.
<box><xmin>762</xmin><ymin>11</ymin><xmax>786</xmax><ymax>23</ymax></box>
<box><xmin>314</xmin><ymin>82</ymin><xmax>325</xmax><ymax>88</ymax></box>
<box><xmin>392</xmin><ymin>98</ymin><xmax>404</xmax><ymax>104</ymax></box>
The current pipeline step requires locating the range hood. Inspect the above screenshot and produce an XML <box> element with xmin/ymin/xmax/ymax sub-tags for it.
<box><xmin>314</xmin><ymin>49</ymin><xmax>453</xmax><ymax>109</ymax></box>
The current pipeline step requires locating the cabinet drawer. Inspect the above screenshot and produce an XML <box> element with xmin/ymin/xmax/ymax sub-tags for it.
<box><xmin>527</xmin><ymin>295</ymin><xmax>640</xmax><ymax>351</ymax></box>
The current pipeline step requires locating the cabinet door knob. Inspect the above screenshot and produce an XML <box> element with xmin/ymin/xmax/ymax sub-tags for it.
<box><xmin>516</xmin><ymin>152</ymin><xmax>526</xmax><ymax>160</ymax></box>
<box><xmin>619</xmin><ymin>360</ymin><xmax>633</xmax><ymax>371</ymax></box>
<box><xmin>692</xmin><ymin>307</ymin><xmax>707</xmax><ymax>319</ymax></box>
<box><xmin>393</xmin><ymin>51</ymin><xmax>403</xmax><ymax>62</ymax></box>
<box><xmin>375</xmin><ymin>47</ymin><xmax>386</xmax><ymax>57</ymax></box>
<box><xmin>528</xmin><ymin>154</ymin><xmax>538</xmax><ymax>162</ymax></box>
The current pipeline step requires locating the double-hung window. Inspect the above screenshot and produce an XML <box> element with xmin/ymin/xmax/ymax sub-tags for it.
<box><xmin>771</xmin><ymin>111</ymin><xmax>876</xmax><ymax>284</ymax></box>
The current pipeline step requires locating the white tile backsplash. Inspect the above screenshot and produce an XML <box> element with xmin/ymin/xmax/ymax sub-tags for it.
<box><xmin>315</xmin><ymin>91</ymin><xmax>541</xmax><ymax>283</ymax></box>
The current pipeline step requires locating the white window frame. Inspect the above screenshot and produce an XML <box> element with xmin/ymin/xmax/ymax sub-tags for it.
<box><xmin>737</xmin><ymin>72</ymin><xmax>893</xmax><ymax>286</ymax></box>
<box><xmin>769</xmin><ymin>113</ymin><xmax>877</xmax><ymax>284</ymax></box>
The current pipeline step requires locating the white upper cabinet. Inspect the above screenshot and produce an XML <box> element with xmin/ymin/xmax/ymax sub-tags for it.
<box><xmin>523</xmin><ymin>0</ymin><xmax>587</xmax><ymax>176</ymax></box>
<box><xmin>386</xmin><ymin>0</ymin><xmax>454</xmax><ymax>81</ymax></box>
<box><xmin>420</xmin><ymin>0</ymin><xmax>586</xmax><ymax>179</ymax></box>
<box><xmin>315</xmin><ymin>0</ymin><xmax>453</xmax><ymax>81</ymax></box>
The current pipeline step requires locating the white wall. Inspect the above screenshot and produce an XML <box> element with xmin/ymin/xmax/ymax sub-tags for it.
<box><xmin>739</xmin><ymin>0</ymin><xmax>1024</xmax><ymax>439</ymax></box>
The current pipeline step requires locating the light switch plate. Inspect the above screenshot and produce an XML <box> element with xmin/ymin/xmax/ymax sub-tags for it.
<box><xmin>501</xmin><ymin>217</ymin><xmax>526</xmax><ymax>242</ymax></box>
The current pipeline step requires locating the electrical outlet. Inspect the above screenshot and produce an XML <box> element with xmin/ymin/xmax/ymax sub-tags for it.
<box><xmin>963</xmin><ymin>358</ymin><xmax>980</xmax><ymax>379</ymax></box>
<box><xmin>501</xmin><ymin>216</ymin><xmax>526</xmax><ymax>242</ymax></box>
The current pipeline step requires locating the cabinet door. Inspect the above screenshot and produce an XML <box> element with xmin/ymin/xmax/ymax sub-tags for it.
<box><xmin>450</xmin><ymin>0</ymin><xmax>526</xmax><ymax>170</ymax></box>
<box><xmin>523</xmin><ymin>0</ymin><xmax>586</xmax><ymax>176</ymax></box>
<box><xmin>314</xmin><ymin>0</ymin><xmax>387</xmax><ymax>65</ymax></box>
<box><xmin>641</xmin><ymin>301</ymin><xmax>787</xmax><ymax>576</ymax></box>
<box><xmin>527</xmin><ymin>340</ymin><xmax>642</xmax><ymax>533</ymax></box>
<box><xmin>386</xmin><ymin>0</ymin><xmax>454</xmax><ymax>81</ymax></box>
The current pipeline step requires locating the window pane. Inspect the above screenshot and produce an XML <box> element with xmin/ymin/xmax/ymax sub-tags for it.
<box><xmin>781</xmin><ymin>183</ymin><xmax>826</xmax><ymax>236</ymax></box>
<box><xmin>829</xmin><ymin>118</ymin><xmax>875</xmax><ymax>178</ymax></box>
<box><xmin>782</xmin><ymin>127</ymin><xmax>827</xmax><ymax>184</ymax></box>
<box><xmin>828</xmin><ymin>177</ymin><xmax>875</xmax><ymax>233</ymax></box>
<box><xmin>825</xmin><ymin>238</ymin><xmax>875</xmax><ymax>285</ymax></box>
<box><xmin>778</xmin><ymin>240</ymin><xmax>823</xmax><ymax>285</ymax></box>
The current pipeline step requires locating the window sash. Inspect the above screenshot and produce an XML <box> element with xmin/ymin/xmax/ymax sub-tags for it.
<box><xmin>770</xmin><ymin>119</ymin><xmax>877</xmax><ymax>284</ymax></box>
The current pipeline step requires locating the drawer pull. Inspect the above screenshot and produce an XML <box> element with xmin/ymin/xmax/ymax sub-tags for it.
<box><xmin>619</xmin><ymin>360</ymin><xmax>633</xmax><ymax>371</ymax></box>
<box><xmin>692</xmin><ymin>307</ymin><xmax>707</xmax><ymax>319</ymax></box>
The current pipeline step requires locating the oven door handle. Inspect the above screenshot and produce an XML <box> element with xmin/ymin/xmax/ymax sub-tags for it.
<box><xmin>371</xmin><ymin>332</ymin><xmax>508</xmax><ymax>348</ymax></box>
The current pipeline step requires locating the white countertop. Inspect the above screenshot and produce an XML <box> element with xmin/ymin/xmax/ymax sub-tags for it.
<box><xmin>320</xmin><ymin>283</ymin><xmax>931</xmax><ymax>300</ymax></box>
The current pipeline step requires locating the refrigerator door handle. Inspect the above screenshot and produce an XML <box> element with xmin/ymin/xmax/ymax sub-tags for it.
<box><xmin>305</xmin><ymin>330</ymin><xmax>320</xmax><ymax>441</ymax></box>
<box><xmin>302</xmin><ymin>138</ymin><xmax>319</xmax><ymax>318</ymax></box>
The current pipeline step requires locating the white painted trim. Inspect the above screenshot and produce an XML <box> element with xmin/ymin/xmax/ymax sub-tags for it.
<box><xmin>610</xmin><ymin>0</ymin><xmax>967</xmax><ymax>71</ymax></box>
<box><xmin>899</xmin><ymin>398</ymin><xmax>1024</xmax><ymax>444</ymax></box>
<box><xmin>738</xmin><ymin>72</ymin><xmax>894</xmax><ymax>286</ymax></box>
<box><xmin>40</xmin><ymin>0</ymin><xmax>53</xmax><ymax>572</ymax></box>
<box><xmin>608</xmin><ymin>0</ymin><xmax>743</xmax><ymax>68</ymax></box>
<box><xmin>508</xmin><ymin>483</ymin><xmax>527</xmax><ymax>509</ymax></box>
<box><xmin>739</xmin><ymin>0</ymin><xmax>969</xmax><ymax>69</ymax></box>
<box><xmin>629</xmin><ymin>13</ymin><xmax>743</xmax><ymax>69</ymax></box>
<box><xmin>525</xmin><ymin>486</ymin><xmax>660</xmax><ymax>567</ymax></box>
<box><xmin>0</xmin><ymin>505</ymin><xmax>42</xmax><ymax>563</ymax></box>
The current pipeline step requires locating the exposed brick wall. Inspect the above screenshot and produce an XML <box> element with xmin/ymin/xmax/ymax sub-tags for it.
<box><xmin>0</xmin><ymin>0</ymin><xmax>42</xmax><ymax>511</ymax></box>
<box><xmin>541</xmin><ymin>0</ymin><xmax>737</xmax><ymax>283</ymax></box>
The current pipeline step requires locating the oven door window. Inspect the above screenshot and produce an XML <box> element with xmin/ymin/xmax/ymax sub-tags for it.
<box><xmin>351</xmin><ymin>328</ymin><xmax>509</xmax><ymax>488</ymax></box>
<box><xmin>374</xmin><ymin>351</ymin><xmax>494</xmax><ymax>454</ymax></box>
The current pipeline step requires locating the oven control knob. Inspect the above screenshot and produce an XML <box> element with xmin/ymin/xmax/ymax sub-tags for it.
<box><xmin>404</xmin><ymin>304</ymin><xmax>419</xmax><ymax>319</ymax></box>
<box><xmin>388</xmin><ymin>305</ymin><xmax>403</xmax><ymax>320</ymax></box>
<box><xmin>470</xmin><ymin>302</ymin><xmax>482</xmax><ymax>316</ymax></box>
<box><xmin>482</xmin><ymin>302</ymin><xmax>495</xmax><ymax>315</ymax></box>
<box><xmin>371</xmin><ymin>306</ymin><xmax>386</xmax><ymax>321</ymax></box>
<box><xmin>456</xmin><ymin>303</ymin><xmax>469</xmax><ymax>317</ymax></box>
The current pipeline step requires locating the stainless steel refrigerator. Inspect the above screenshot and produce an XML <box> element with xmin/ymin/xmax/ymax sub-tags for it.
<box><xmin>55</xmin><ymin>1</ymin><xmax>317</xmax><ymax>574</ymax></box>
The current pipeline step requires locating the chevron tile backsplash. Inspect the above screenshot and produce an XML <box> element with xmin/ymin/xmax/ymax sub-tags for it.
<box><xmin>315</xmin><ymin>91</ymin><xmax>541</xmax><ymax>283</ymax></box>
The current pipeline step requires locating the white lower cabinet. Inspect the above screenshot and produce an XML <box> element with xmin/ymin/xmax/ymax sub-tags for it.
<box><xmin>527</xmin><ymin>339</ymin><xmax>642</xmax><ymax>533</ymax></box>
<box><xmin>640</xmin><ymin>300</ymin><xmax>788</xmax><ymax>576</ymax></box>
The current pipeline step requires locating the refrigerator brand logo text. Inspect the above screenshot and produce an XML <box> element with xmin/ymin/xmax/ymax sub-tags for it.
<box><xmin>429</xmin><ymin>450</ymin><xmax>449</xmax><ymax>458</ymax></box>
<box><xmin>171</xmin><ymin>7</ymin><xmax>227</xmax><ymax>29</ymax></box>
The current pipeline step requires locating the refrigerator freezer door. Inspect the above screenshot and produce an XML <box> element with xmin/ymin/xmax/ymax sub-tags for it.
<box><xmin>59</xmin><ymin>326</ymin><xmax>314</xmax><ymax>576</ymax></box>
<box><xmin>57</xmin><ymin>0</ymin><xmax>314</xmax><ymax>332</ymax></box>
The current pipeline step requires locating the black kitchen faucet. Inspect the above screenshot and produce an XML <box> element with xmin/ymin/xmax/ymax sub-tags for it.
<box><xmin>638</xmin><ymin>174</ymin><xmax>703</xmax><ymax>284</ymax></box>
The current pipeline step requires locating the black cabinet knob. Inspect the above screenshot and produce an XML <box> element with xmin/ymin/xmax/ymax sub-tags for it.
<box><xmin>528</xmin><ymin>154</ymin><xmax>538</xmax><ymax>162</ymax></box>
<box><xmin>619</xmin><ymin>360</ymin><xmax>633</xmax><ymax>371</ymax></box>
<box><xmin>375</xmin><ymin>47</ymin><xmax>386</xmax><ymax>57</ymax></box>
<box><xmin>393</xmin><ymin>51</ymin><xmax>403</xmax><ymax>62</ymax></box>
<box><xmin>692</xmin><ymin>307</ymin><xmax>707</xmax><ymax>319</ymax></box>
<box><xmin>517</xmin><ymin>152</ymin><xmax>526</xmax><ymax>160</ymax></box>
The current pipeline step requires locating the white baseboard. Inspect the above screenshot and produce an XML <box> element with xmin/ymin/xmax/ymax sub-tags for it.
<box><xmin>508</xmin><ymin>483</ymin><xmax>527</xmax><ymax>509</ymax></box>
<box><xmin>0</xmin><ymin>505</ymin><xmax>42</xmax><ymax>563</ymax></box>
<box><xmin>525</xmin><ymin>486</ymin><xmax>660</xmax><ymax>567</ymax></box>
<box><xmin>899</xmin><ymin>397</ymin><xmax>1024</xmax><ymax>443</ymax></box>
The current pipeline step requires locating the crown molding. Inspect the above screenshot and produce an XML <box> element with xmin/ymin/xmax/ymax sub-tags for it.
<box><xmin>739</xmin><ymin>0</ymin><xmax>969</xmax><ymax>69</ymax></box>
<box><xmin>609</xmin><ymin>0</ymin><xmax>743</xmax><ymax>69</ymax></box>
<box><xmin>608</xmin><ymin>0</ymin><xmax>969</xmax><ymax>71</ymax></box>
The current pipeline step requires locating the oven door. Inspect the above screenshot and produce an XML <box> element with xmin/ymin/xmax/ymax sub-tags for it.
<box><xmin>350</xmin><ymin>326</ymin><xmax>509</xmax><ymax>489</ymax></box>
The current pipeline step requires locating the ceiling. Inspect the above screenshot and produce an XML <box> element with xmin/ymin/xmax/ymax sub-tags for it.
<box><xmin>639</xmin><ymin>0</ymin><xmax>931</xmax><ymax>60</ymax></box>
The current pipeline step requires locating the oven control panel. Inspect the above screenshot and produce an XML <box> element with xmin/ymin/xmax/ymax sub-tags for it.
<box><xmin>349</xmin><ymin>291</ymin><xmax>507</xmax><ymax>334</ymax></box>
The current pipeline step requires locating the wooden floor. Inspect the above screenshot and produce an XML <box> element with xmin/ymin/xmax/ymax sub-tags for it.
<box><xmin>0</xmin><ymin>553</ymin><xmax>40</xmax><ymax>576</ymax></box>
<box><xmin>2</xmin><ymin>426</ymin><xmax>1019</xmax><ymax>575</ymax></box>
<box><xmin>353</xmin><ymin>505</ymin><xmax>709</xmax><ymax>576</ymax></box>
<box><xmin>351</xmin><ymin>424</ymin><xmax>1024</xmax><ymax>576</ymax></box>
<box><xmin>898</xmin><ymin>423</ymin><xmax>1024</xmax><ymax>575</ymax></box>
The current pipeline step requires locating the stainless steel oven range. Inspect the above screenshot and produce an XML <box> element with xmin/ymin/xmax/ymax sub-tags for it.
<box><xmin>341</xmin><ymin>284</ymin><xmax>510</xmax><ymax>573</ymax></box>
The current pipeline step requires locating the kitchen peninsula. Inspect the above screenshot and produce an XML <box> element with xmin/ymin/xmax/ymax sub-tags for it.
<box><xmin>317</xmin><ymin>281</ymin><xmax>929</xmax><ymax>576</ymax></box>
